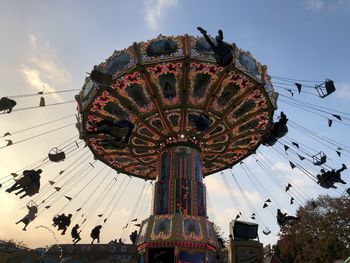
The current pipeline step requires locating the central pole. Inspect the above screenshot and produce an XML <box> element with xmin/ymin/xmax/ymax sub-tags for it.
<box><xmin>137</xmin><ymin>145</ymin><xmax>218</xmax><ymax>263</ymax></box>
<box><xmin>153</xmin><ymin>146</ymin><xmax>206</xmax><ymax>217</ymax></box>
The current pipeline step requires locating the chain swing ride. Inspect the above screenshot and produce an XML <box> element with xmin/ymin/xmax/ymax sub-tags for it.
<box><xmin>0</xmin><ymin>27</ymin><xmax>349</xmax><ymax>262</ymax></box>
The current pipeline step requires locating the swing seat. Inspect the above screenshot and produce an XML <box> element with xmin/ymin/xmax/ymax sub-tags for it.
<box><xmin>27</xmin><ymin>201</ymin><xmax>38</xmax><ymax>213</ymax></box>
<box><xmin>191</xmin><ymin>114</ymin><xmax>212</xmax><ymax>132</ymax></box>
<box><xmin>110</xmin><ymin>126</ymin><xmax>129</xmax><ymax>138</ymax></box>
<box><xmin>262</xmin><ymin>136</ymin><xmax>276</xmax><ymax>146</ymax></box>
<box><xmin>312</xmin><ymin>152</ymin><xmax>327</xmax><ymax>166</ymax></box>
<box><xmin>90</xmin><ymin>68</ymin><xmax>113</xmax><ymax>86</ymax></box>
<box><xmin>39</xmin><ymin>97</ymin><xmax>46</xmax><ymax>107</ymax></box>
<box><xmin>110</xmin><ymin>139</ymin><xmax>128</xmax><ymax>149</ymax></box>
<box><xmin>315</xmin><ymin>79</ymin><xmax>336</xmax><ymax>98</ymax></box>
<box><xmin>215</xmin><ymin>50</ymin><xmax>233</xmax><ymax>67</ymax></box>
<box><xmin>262</xmin><ymin>133</ymin><xmax>278</xmax><ymax>146</ymax></box>
<box><xmin>276</xmin><ymin>125</ymin><xmax>288</xmax><ymax>138</ymax></box>
<box><xmin>48</xmin><ymin>148</ymin><xmax>66</xmax><ymax>162</ymax></box>
<box><xmin>0</xmin><ymin>97</ymin><xmax>16</xmax><ymax>113</ymax></box>
<box><xmin>26</xmin><ymin>185</ymin><xmax>39</xmax><ymax>196</ymax></box>
<box><xmin>263</xmin><ymin>228</ymin><xmax>271</xmax><ymax>235</ymax></box>
<box><xmin>17</xmin><ymin>176</ymin><xmax>32</xmax><ymax>188</ymax></box>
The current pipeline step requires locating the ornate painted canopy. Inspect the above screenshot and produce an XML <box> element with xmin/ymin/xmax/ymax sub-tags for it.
<box><xmin>75</xmin><ymin>34</ymin><xmax>277</xmax><ymax>180</ymax></box>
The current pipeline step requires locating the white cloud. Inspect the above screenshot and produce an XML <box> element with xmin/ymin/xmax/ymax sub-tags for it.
<box><xmin>305</xmin><ymin>0</ymin><xmax>350</xmax><ymax>12</ymax></box>
<box><xmin>274</xmin><ymin>161</ymin><xmax>295</xmax><ymax>173</ymax></box>
<box><xmin>20</xmin><ymin>35</ymin><xmax>71</xmax><ymax>102</ymax></box>
<box><xmin>205</xmin><ymin>176</ymin><xmax>229</xmax><ymax>198</ymax></box>
<box><xmin>305</xmin><ymin>0</ymin><xmax>325</xmax><ymax>11</ymax></box>
<box><xmin>21</xmin><ymin>65</ymin><xmax>63</xmax><ymax>102</ymax></box>
<box><xmin>273</xmin><ymin>161</ymin><xmax>316</xmax><ymax>190</ymax></box>
<box><xmin>205</xmin><ymin>175</ymin><xmax>261</xmax><ymax>205</ymax></box>
<box><xmin>335</xmin><ymin>82</ymin><xmax>350</xmax><ymax>100</ymax></box>
<box><xmin>29</xmin><ymin>35</ymin><xmax>37</xmax><ymax>48</ymax></box>
<box><xmin>143</xmin><ymin>0</ymin><xmax>178</xmax><ymax>31</ymax></box>
<box><xmin>29</xmin><ymin>57</ymin><xmax>70</xmax><ymax>83</ymax></box>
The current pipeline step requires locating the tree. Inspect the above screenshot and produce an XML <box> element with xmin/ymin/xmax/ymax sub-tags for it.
<box><xmin>0</xmin><ymin>238</ymin><xmax>28</xmax><ymax>252</ymax></box>
<box><xmin>275</xmin><ymin>195</ymin><xmax>350</xmax><ymax>262</ymax></box>
<box><xmin>213</xmin><ymin>224</ymin><xmax>228</xmax><ymax>263</ymax></box>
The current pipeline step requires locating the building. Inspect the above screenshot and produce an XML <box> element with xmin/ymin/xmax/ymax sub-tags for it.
<box><xmin>46</xmin><ymin>242</ymin><xmax>138</xmax><ymax>263</ymax></box>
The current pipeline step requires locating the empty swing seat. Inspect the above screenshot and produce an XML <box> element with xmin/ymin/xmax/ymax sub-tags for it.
<box><xmin>325</xmin><ymin>80</ymin><xmax>336</xmax><ymax>94</ymax></box>
<box><xmin>315</xmin><ymin>79</ymin><xmax>336</xmax><ymax>98</ymax></box>
<box><xmin>312</xmin><ymin>151</ymin><xmax>327</xmax><ymax>166</ymax></box>
<box><xmin>39</xmin><ymin>97</ymin><xmax>46</xmax><ymax>107</ymax></box>
<box><xmin>263</xmin><ymin>228</ymin><xmax>271</xmax><ymax>235</ymax></box>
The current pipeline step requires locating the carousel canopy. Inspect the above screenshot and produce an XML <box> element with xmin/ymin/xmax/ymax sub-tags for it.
<box><xmin>75</xmin><ymin>34</ymin><xmax>277</xmax><ymax>180</ymax></box>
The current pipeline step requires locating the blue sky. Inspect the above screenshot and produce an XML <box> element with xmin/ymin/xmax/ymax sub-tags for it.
<box><xmin>0</xmin><ymin>0</ymin><xmax>349</xmax><ymax>248</ymax></box>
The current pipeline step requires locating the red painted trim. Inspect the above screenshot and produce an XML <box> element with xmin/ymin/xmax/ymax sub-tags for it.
<box><xmin>179</xmin><ymin>157</ymin><xmax>182</xmax><ymax>211</ymax></box>
<box><xmin>206</xmin><ymin>244</ymin><xmax>216</xmax><ymax>251</ymax></box>
<box><xmin>184</xmin><ymin>34</ymin><xmax>189</xmax><ymax>57</ymax></box>
<box><xmin>170</xmin><ymin>149</ymin><xmax>174</xmax><ymax>213</ymax></box>
<box><xmin>204</xmin><ymin>72</ymin><xmax>228</xmax><ymax>113</ymax></box>
<box><xmin>137</xmin><ymin>241</ymin><xmax>213</xmax><ymax>249</ymax></box>
<box><xmin>142</xmin><ymin>74</ymin><xmax>171</xmax><ymax>132</ymax></box>
<box><xmin>168</xmin><ymin>150</ymin><xmax>172</xmax><ymax>213</ymax></box>
<box><xmin>203</xmin><ymin>88</ymin><xmax>255</xmax><ymax>136</ymax></box>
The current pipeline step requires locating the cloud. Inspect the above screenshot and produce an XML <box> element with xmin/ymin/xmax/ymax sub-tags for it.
<box><xmin>205</xmin><ymin>175</ymin><xmax>261</xmax><ymax>205</ymax></box>
<box><xmin>304</xmin><ymin>0</ymin><xmax>350</xmax><ymax>12</ymax></box>
<box><xmin>273</xmin><ymin>161</ymin><xmax>316</xmax><ymax>189</ymax></box>
<box><xmin>205</xmin><ymin>176</ymin><xmax>229</xmax><ymax>198</ymax></box>
<box><xmin>21</xmin><ymin>65</ymin><xmax>64</xmax><ymax>102</ymax></box>
<box><xmin>143</xmin><ymin>0</ymin><xmax>178</xmax><ymax>31</ymax></box>
<box><xmin>29</xmin><ymin>35</ymin><xmax>37</xmax><ymax>48</ymax></box>
<box><xmin>335</xmin><ymin>82</ymin><xmax>350</xmax><ymax>100</ymax></box>
<box><xmin>29</xmin><ymin>57</ymin><xmax>70</xmax><ymax>83</ymax></box>
<box><xmin>20</xmin><ymin>35</ymin><xmax>71</xmax><ymax>102</ymax></box>
<box><xmin>305</xmin><ymin>0</ymin><xmax>325</xmax><ymax>11</ymax></box>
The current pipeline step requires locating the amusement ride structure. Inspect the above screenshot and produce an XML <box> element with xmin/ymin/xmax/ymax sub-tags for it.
<box><xmin>74</xmin><ymin>30</ymin><xmax>278</xmax><ymax>262</ymax></box>
<box><xmin>0</xmin><ymin>27</ymin><xmax>349</xmax><ymax>263</ymax></box>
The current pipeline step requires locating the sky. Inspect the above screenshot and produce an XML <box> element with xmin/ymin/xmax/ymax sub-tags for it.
<box><xmin>0</xmin><ymin>0</ymin><xmax>350</xmax><ymax>249</ymax></box>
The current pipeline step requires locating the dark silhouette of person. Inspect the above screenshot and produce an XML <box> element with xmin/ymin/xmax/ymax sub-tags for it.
<box><xmin>277</xmin><ymin>209</ymin><xmax>300</xmax><ymax>226</ymax></box>
<box><xmin>16</xmin><ymin>170</ymin><xmax>41</xmax><ymax>199</ymax></box>
<box><xmin>52</xmin><ymin>213</ymin><xmax>65</xmax><ymax>227</ymax></box>
<box><xmin>94</xmin><ymin>119</ymin><xmax>134</xmax><ymax>145</ymax></box>
<box><xmin>331</xmin><ymin>164</ymin><xmax>347</xmax><ymax>183</ymax></box>
<box><xmin>197</xmin><ymin>27</ymin><xmax>234</xmax><ymax>67</ymax></box>
<box><xmin>90</xmin><ymin>66</ymin><xmax>113</xmax><ymax>86</ymax></box>
<box><xmin>71</xmin><ymin>224</ymin><xmax>82</xmax><ymax>245</ymax></box>
<box><xmin>0</xmin><ymin>97</ymin><xmax>17</xmax><ymax>113</ymax></box>
<box><xmin>57</xmin><ymin>214</ymin><xmax>72</xmax><ymax>235</ymax></box>
<box><xmin>317</xmin><ymin>164</ymin><xmax>347</xmax><ymax>189</ymax></box>
<box><xmin>15</xmin><ymin>205</ymin><xmax>38</xmax><ymax>231</ymax></box>
<box><xmin>129</xmin><ymin>230</ymin><xmax>138</xmax><ymax>245</ymax></box>
<box><xmin>274</xmin><ymin>112</ymin><xmax>288</xmax><ymax>132</ymax></box>
<box><xmin>112</xmin><ymin>120</ymin><xmax>134</xmax><ymax>143</ymax></box>
<box><xmin>7</xmin><ymin>169</ymin><xmax>42</xmax><ymax>198</ymax></box>
<box><xmin>317</xmin><ymin>173</ymin><xmax>337</xmax><ymax>189</ymax></box>
<box><xmin>91</xmin><ymin>225</ymin><xmax>102</xmax><ymax>244</ymax></box>
<box><xmin>262</xmin><ymin>112</ymin><xmax>288</xmax><ymax>146</ymax></box>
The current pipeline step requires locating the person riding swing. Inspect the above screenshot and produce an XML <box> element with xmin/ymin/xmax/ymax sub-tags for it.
<box><xmin>197</xmin><ymin>27</ymin><xmax>234</xmax><ymax>67</ymax></box>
